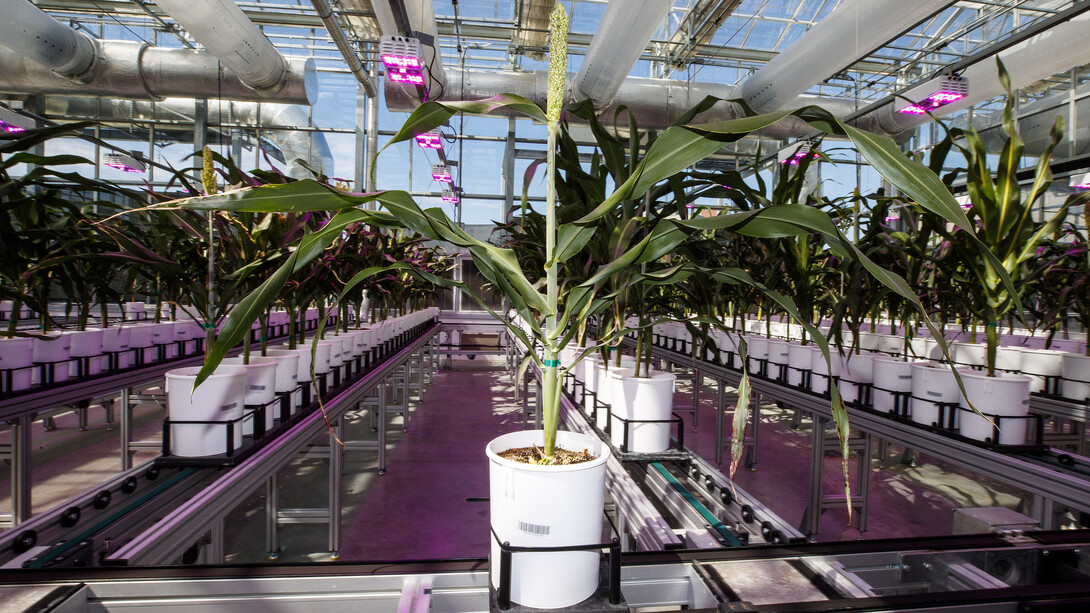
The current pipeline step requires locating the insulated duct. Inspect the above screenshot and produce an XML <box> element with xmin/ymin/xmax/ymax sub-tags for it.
<box><xmin>0</xmin><ymin>42</ymin><xmax>316</xmax><ymax>105</ymax></box>
<box><xmin>572</xmin><ymin>0</ymin><xmax>671</xmax><ymax>106</ymax></box>
<box><xmin>739</xmin><ymin>0</ymin><xmax>957</xmax><ymax>114</ymax></box>
<box><xmin>858</xmin><ymin>12</ymin><xmax>1090</xmax><ymax>136</ymax></box>
<box><xmin>44</xmin><ymin>97</ymin><xmax>334</xmax><ymax>179</ymax></box>
<box><xmin>949</xmin><ymin>83</ymin><xmax>1090</xmax><ymax>158</ymax></box>
<box><xmin>153</xmin><ymin>0</ymin><xmax>292</xmax><ymax>97</ymax></box>
<box><xmin>0</xmin><ymin>0</ymin><xmax>96</xmax><ymax>80</ymax></box>
<box><xmin>386</xmin><ymin>67</ymin><xmax>859</xmax><ymax>138</ymax></box>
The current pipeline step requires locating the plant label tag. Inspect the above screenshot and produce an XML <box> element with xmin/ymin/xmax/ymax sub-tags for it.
<box><xmin>220</xmin><ymin>402</ymin><xmax>237</xmax><ymax>412</ymax></box>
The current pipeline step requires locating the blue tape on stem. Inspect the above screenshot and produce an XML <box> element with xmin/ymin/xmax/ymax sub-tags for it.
<box><xmin>543</xmin><ymin>359</ymin><xmax>559</xmax><ymax>367</ymax></box>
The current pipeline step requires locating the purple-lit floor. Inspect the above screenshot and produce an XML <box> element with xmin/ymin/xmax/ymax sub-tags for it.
<box><xmin>223</xmin><ymin>357</ymin><xmax>1026</xmax><ymax>564</ymax></box>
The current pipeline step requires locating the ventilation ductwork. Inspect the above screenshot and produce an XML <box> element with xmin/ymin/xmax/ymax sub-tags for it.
<box><xmin>573</xmin><ymin>0</ymin><xmax>671</xmax><ymax>106</ymax></box>
<box><xmin>153</xmin><ymin>0</ymin><xmax>293</xmax><ymax>97</ymax></box>
<box><xmin>0</xmin><ymin>43</ymin><xmax>316</xmax><ymax>105</ymax></box>
<box><xmin>0</xmin><ymin>0</ymin><xmax>316</xmax><ymax>104</ymax></box>
<box><xmin>740</xmin><ymin>0</ymin><xmax>957</xmax><ymax>114</ymax></box>
<box><xmin>44</xmin><ymin>97</ymin><xmax>334</xmax><ymax>179</ymax></box>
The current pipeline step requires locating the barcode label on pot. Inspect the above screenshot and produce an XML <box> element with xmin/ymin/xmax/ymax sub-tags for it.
<box><xmin>518</xmin><ymin>521</ymin><xmax>550</xmax><ymax>537</ymax></box>
<box><xmin>220</xmin><ymin>402</ymin><xmax>238</xmax><ymax>412</ymax></box>
<box><xmin>250</xmin><ymin>385</ymin><xmax>266</xmax><ymax>391</ymax></box>
<box><xmin>927</xmin><ymin>390</ymin><xmax>943</xmax><ymax>398</ymax></box>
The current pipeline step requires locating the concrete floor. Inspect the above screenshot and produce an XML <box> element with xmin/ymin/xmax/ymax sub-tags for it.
<box><xmin>3</xmin><ymin>355</ymin><xmax>1033</xmax><ymax>565</ymax></box>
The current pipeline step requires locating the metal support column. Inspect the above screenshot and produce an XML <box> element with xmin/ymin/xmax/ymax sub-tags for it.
<box><xmin>377</xmin><ymin>381</ymin><xmax>388</xmax><ymax>475</ymax></box>
<box><xmin>120</xmin><ymin>388</ymin><xmax>133</xmax><ymax>470</ymax></box>
<box><xmin>329</xmin><ymin>415</ymin><xmax>343</xmax><ymax>559</ymax></box>
<box><xmin>714</xmin><ymin>378</ymin><xmax>726</xmax><ymax>465</ymax></box>
<box><xmin>801</xmin><ymin>415</ymin><xmax>872</xmax><ymax>538</ymax></box>
<box><xmin>745</xmin><ymin>391</ymin><xmax>761</xmax><ymax>470</ymax></box>
<box><xmin>207</xmin><ymin>520</ymin><xmax>225</xmax><ymax>564</ymax></box>
<box><xmin>11</xmin><ymin>415</ymin><xmax>32</xmax><ymax>525</ymax></box>
<box><xmin>266</xmin><ymin>473</ymin><xmax>280</xmax><ymax>560</ymax></box>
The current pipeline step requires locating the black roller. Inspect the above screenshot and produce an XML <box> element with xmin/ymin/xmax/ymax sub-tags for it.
<box><xmin>719</xmin><ymin>489</ymin><xmax>733</xmax><ymax>505</ymax></box>
<box><xmin>145</xmin><ymin>466</ymin><xmax>160</xmax><ymax>480</ymax></box>
<box><xmin>760</xmin><ymin>520</ymin><xmax>773</xmax><ymax>538</ymax></box>
<box><xmin>121</xmin><ymin>477</ymin><xmax>138</xmax><ymax>494</ymax></box>
<box><xmin>60</xmin><ymin>506</ymin><xmax>81</xmax><ymax>528</ymax></box>
<box><xmin>12</xmin><ymin>530</ymin><xmax>37</xmax><ymax>554</ymax></box>
<box><xmin>768</xmin><ymin>529</ymin><xmax>785</xmax><ymax>545</ymax></box>
<box><xmin>741</xmin><ymin>504</ymin><xmax>754</xmax><ymax>523</ymax></box>
<box><xmin>93</xmin><ymin>490</ymin><xmax>112</xmax><ymax>509</ymax></box>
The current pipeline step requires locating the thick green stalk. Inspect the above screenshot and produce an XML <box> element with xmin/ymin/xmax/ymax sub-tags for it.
<box><xmin>542</xmin><ymin>119</ymin><xmax>559</xmax><ymax>459</ymax></box>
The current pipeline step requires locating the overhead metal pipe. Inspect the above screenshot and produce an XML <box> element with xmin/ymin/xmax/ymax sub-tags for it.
<box><xmin>0</xmin><ymin>42</ymin><xmax>316</xmax><ymax>105</ymax></box>
<box><xmin>572</xmin><ymin>0</ymin><xmax>671</xmax><ymax>106</ymax></box>
<box><xmin>0</xmin><ymin>0</ymin><xmax>97</xmax><ymax>80</ymax></box>
<box><xmin>739</xmin><ymin>0</ymin><xmax>957</xmax><ymax>114</ymax></box>
<box><xmin>153</xmin><ymin>0</ymin><xmax>291</xmax><ymax>96</ymax></box>
<box><xmin>310</xmin><ymin>0</ymin><xmax>377</xmax><ymax>98</ymax></box>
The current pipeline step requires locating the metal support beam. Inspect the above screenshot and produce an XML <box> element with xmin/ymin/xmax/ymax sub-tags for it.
<box><xmin>10</xmin><ymin>415</ymin><xmax>32</xmax><ymax>525</ymax></box>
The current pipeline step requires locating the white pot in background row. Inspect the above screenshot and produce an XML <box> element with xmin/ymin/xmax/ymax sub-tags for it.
<box><xmin>809</xmin><ymin>345</ymin><xmax>839</xmax><ymax>395</ymax></box>
<box><xmin>487</xmin><ymin>429</ymin><xmax>609</xmax><ymax>609</ymax></box>
<box><xmin>595</xmin><ymin>362</ymin><xmax>634</xmax><ymax>430</ymax></box>
<box><xmin>715</xmin><ymin>331</ymin><xmax>740</xmax><ymax>370</ymax></box>
<box><xmin>1018</xmin><ymin>348</ymin><xmax>1065</xmax><ymax>394</ymax></box>
<box><xmin>263</xmin><ymin>349</ymin><xmax>303</xmax><ymax>413</ymax></box>
<box><xmin>837</xmin><ymin>352</ymin><xmax>874</xmax><ymax>405</ymax></box>
<box><xmin>582</xmin><ymin>355</ymin><xmax>604</xmax><ymax>415</ymax></box>
<box><xmin>744</xmin><ymin>336</ymin><xmax>769</xmax><ymax>374</ymax></box>
<box><xmin>608</xmin><ymin>369</ymin><xmax>676</xmax><ymax>452</ymax></box>
<box><xmin>0</xmin><ymin>337</ymin><xmax>34</xmax><ymax>391</ymax></box>
<box><xmin>871</xmin><ymin>357</ymin><xmax>916</xmax><ymax>413</ymax></box>
<box><xmin>124</xmin><ymin>302</ymin><xmax>146</xmax><ymax>319</ymax></box>
<box><xmin>165</xmin><ymin>365</ymin><xmax>247</xmax><ymax>457</ymax></box>
<box><xmin>101</xmin><ymin>326</ymin><xmax>132</xmax><ymax>370</ymax></box>
<box><xmin>1062</xmin><ymin>354</ymin><xmax>1090</xmax><ymax>402</ymax></box>
<box><xmin>322</xmin><ymin>338</ymin><xmax>344</xmax><ymax>368</ymax></box>
<box><xmin>958</xmin><ymin>371</ymin><xmax>1032</xmax><ymax>445</ymax></box>
<box><xmin>873</xmin><ymin>334</ymin><xmax>904</xmax><ymax>356</ymax></box>
<box><xmin>910</xmin><ymin>363</ymin><xmax>962</xmax><ymax>428</ymax></box>
<box><xmin>786</xmin><ymin>342</ymin><xmax>811</xmax><ymax>389</ymax></box>
<box><xmin>560</xmin><ymin>345</ymin><xmax>586</xmax><ymax>383</ymax></box>
<box><xmin>220</xmin><ymin>356</ymin><xmax>279</xmax><ymax>433</ymax></box>
<box><xmin>67</xmin><ymin>328</ymin><xmax>105</xmax><ymax>377</ymax></box>
<box><xmin>32</xmin><ymin>333</ymin><xmax>72</xmax><ymax>384</ymax></box>
<box><xmin>151</xmin><ymin>322</ymin><xmax>177</xmax><ymax>360</ymax></box>
<box><xmin>765</xmin><ymin>339</ymin><xmax>791</xmax><ymax>379</ymax></box>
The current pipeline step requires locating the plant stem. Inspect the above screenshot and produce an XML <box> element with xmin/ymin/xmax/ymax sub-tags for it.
<box><xmin>542</xmin><ymin>120</ymin><xmax>559</xmax><ymax>459</ymax></box>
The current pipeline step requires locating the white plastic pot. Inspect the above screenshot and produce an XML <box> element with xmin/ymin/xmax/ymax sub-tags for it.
<box><xmin>270</xmin><ymin>345</ymin><xmax>314</xmax><ymax>411</ymax></box>
<box><xmin>67</xmin><ymin>328</ymin><xmax>105</xmax><ymax>377</ymax></box>
<box><xmin>313</xmin><ymin>340</ymin><xmax>336</xmax><ymax>372</ymax></box>
<box><xmin>1061</xmin><ymin>354</ymin><xmax>1090</xmax><ymax>402</ymax></box>
<box><xmin>324</xmin><ymin>337</ymin><xmax>344</xmax><ymax>368</ymax></box>
<box><xmin>874</xmin><ymin>334</ymin><xmax>904</xmax><ymax>356</ymax></box>
<box><xmin>810</xmin><ymin>345</ymin><xmax>839</xmax><ymax>395</ymax></box>
<box><xmin>1018</xmin><ymin>348</ymin><xmax>1065</xmax><ymax>394</ymax></box>
<box><xmin>123</xmin><ymin>302</ymin><xmax>146</xmax><ymax>319</ymax></box>
<box><xmin>165</xmin><ymin>365</ymin><xmax>247</xmax><ymax>457</ymax></box>
<box><xmin>910</xmin><ymin>363</ymin><xmax>962</xmax><ymax>428</ymax></box>
<box><xmin>871</xmin><ymin>357</ymin><xmax>916</xmax><ymax>413</ymax></box>
<box><xmin>220</xmin><ymin>356</ymin><xmax>279</xmax><ymax>433</ymax></box>
<box><xmin>952</xmin><ymin>342</ymin><xmax>987</xmax><ymax>369</ymax></box>
<box><xmin>608</xmin><ymin>370</ymin><xmax>676</xmax><ymax>452</ymax></box>
<box><xmin>765</xmin><ymin>339</ymin><xmax>791</xmax><ymax>378</ymax></box>
<box><xmin>583</xmin><ymin>355</ymin><xmax>603</xmax><ymax>414</ymax></box>
<box><xmin>32</xmin><ymin>333</ymin><xmax>72</xmax><ymax>384</ymax></box>
<box><xmin>487</xmin><ymin>430</ymin><xmax>610</xmax><ymax>609</ymax></box>
<box><xmin>786</xmin><ymin>342</ymin><xmax>811</xmax><ymax>389</ymax></box>
<box><xmin>101</xmin><ymin>326</ymin><xmax>132</xmax><ymax>370</ymax></box>
<box><xmin>744</xmin><ymin>336</ymin><xmax>769</xmax><ymax>373</ymax></box>
<box><xmin>837</xmin><ymin>352</ymin><xmax>874</xmax><ymax>405</ymax></box>
<box><xmin>958</xmin><ymin>371</ymin><xmax>1032</xmax><ymax>445</ymax></box>
<box><xmin>595</xmin><ymin>363</ymin><xmax>634</xmax><ymax>430</ymax></box>
<box><xmin>0</xmin><ymin>337</ymin><xmax>34</xmax><ymax>391</ymax></box>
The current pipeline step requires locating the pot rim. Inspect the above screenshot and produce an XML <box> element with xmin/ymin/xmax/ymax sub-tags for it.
<box><xmin>486</xmin><ymin>429</ymin><xmax>611</xmax><ymax>474</ymax></box>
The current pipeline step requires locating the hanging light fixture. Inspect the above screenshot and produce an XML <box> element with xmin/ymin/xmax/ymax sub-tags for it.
<box><xmin>103</xmin><ymin>151</ymin><xmax>146</xmax><ymax>173</ymax></box>
<box><xmin>432</xmin><ymin>164</ymin><xmax>452</xmax><ymax>183</ymax></box>
<box><xmin>0</xmin><ymin>106</ymin><xmax>33</xmax><ymax>134</ymax></box>
<box><xmin>379</xmin><ymin>36</ymin><xmax>425</xmax><ymax>86</ymax></box>
<box><xmin>1070</xmin><ymin>172</ymin><xmax>1090</xmax><ymax>190</ymax></box>
<box><xmin>895</xmin><ymin>74</ymin><xmax>969</xmax><ymax>115</ymax></box>
<box><xmin>441</xmin><ymin>188</ymin><xmax>458</xmax><ymax>204</ymax></box>
<box><xmin>955</xmin><ymin>195</ymin><xmax>973</xmax><ymax>210</ymax></box>
<box><xmin>415</xmin><ymin>129</ymin><xmax>442</xmax><ymax>149</ymax></box>
<box><xmin>777</xmin><ymin>140</ymin><xmax>819</xmax><ymax>165</ymax></box>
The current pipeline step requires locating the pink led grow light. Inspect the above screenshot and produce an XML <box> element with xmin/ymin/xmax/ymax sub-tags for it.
<box><xmin>105</xmin><ymin>161</ymin><xmax>143</xmax><ymax>173</ymax></box>
<box><xmin>442</xmin><ymin>190</ymin><xmax>458</xmax><ymax>204</ymax></box>
<box><xmin>1074</xmin><ymin>183</ymin><xmax>1090</xmax><ymax>190</ymax></box>
<box><xmin>415</xmin><ymin>132</ymin><xmax>442</xmax><ymax>149</ymax></box>
<box><xmin>381</xmin><ymin>55</ymin><xmax>421</xmax><ymax>69</ymax></box>
<box><xmin>897</xmin><ymin>91</ymin><xmax>966</xmax><ymax>115</ymax></box>
<box><xmin>780</xmin><ymin>150</ymin><xmax>818</xmax><ymax>165</ymax></box>
<box><xmin>389</xmin><ymin>72</ymin><xmax>425</xmax><ymax>85</ymax></box>
<box><xmin>2</xmin><ymin>123</ymin><xmax>26</xmax><ymax>134</ymax></box>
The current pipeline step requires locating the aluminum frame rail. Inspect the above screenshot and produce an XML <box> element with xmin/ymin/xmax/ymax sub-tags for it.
<box><xmin>103</xmin><ymin>324</ymin><xmax>441</xmax><ymax>566</ymax></box>
<box><xmin>647</xmin><ymin>342</ymin><xmax>1090</xmax><ymax>528</ymax></box>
